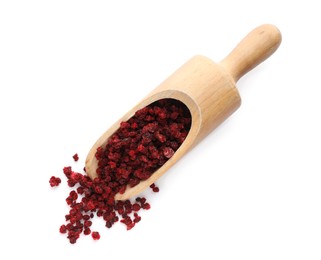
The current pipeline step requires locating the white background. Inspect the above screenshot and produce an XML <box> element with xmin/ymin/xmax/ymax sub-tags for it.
<box><xmin>0</xmin><ymin>1</ymin><xmax>320</xmax><ymax>259</ymax></box>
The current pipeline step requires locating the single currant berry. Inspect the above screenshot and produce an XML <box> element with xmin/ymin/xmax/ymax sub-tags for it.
<box><xmin>142</xmin><ymin>203</ymin><xmax>151</xmax><ymax>210</ymax></box>
<box><xmin>134</xmin><ymin>215</ymin><xmax>141</xmax><ymax>223</ymax></box>
<box><xmin>92</xmin><ymin>231</ymin><xmax>100</xmax><ymax>240</ymax></box>
<box><xmin>150</xmin><ymin>183</ymin><xmax>156</xmax><ymax>189</ymax></box>
<box><xmin>152</xmin><ymin>187</ymin><xmax>159</xmax><ymax>192</ymax></box>
<box><xmin>84</xmin><ymin>228</ymin><xmax>91</xmax><ymax>235</ymax></box>
<box><xmin>163</xmin><ymin>147</ymin><xmax>174</xmax><ymax>159</ymax></box>
<box><xmin>73</xmin><ymin>153</ymin><xmax>79</xmax><ymax>162</ymax></box>
<box><xmin>49</xmin><ymin>176</ymin><xmax>61</xmax><ymax>187</ymax></box>
<box><xmin>59</xmin><ymin>225</ymin><xmax>67</xmax><ymax>234</ymax></box>
<box><xmin>132</xmin><ymin>203</ymin><xmax>141</xmax><ymax>211</ymax></box>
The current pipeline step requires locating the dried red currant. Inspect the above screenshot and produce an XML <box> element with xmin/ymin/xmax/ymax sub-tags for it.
<box><xmin>73</xmin><ymin>153</ymin><xmax>79</xmax><ymax>162</ymax></box>
<box><xmin>49</xmin><ymin>176</ymin><xmax>61</xmax><ymax>187</ymax></box>
<box><xmin>59</xmin><ymin>225</ymin><xmax>67</xmax><ymax>234</ymax></box>
<box><xmin>92</xmin><ymin>231</ymin><xmax>100</xmax><ymax>240</ymax></box>
<box><xmin>52</xmin><ymin>99</ymin><xmax>191</xmax><ymax>243</ymax></box>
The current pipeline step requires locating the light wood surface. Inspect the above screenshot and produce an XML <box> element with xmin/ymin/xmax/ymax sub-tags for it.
<box><xmin>220</xmin><ymin>24</ymin><xmax>281</xmax><ymax>82</ymax></box>
<box><xmin>85</xmin><ymin>24</ymin><xmax>282</xmax><ymax>200</ymax></box>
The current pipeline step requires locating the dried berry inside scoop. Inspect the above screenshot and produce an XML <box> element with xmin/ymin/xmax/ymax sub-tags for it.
<box><xmin>95</xmin><ymin>98</ymin><xmax>192</xmax><ymax>191</ymax></box>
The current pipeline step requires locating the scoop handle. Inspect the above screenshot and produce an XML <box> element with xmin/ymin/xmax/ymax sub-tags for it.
<box><xmin>220</xmin><ymin>24</ymin><xmax>282</xmax><ymax>82</ymax></box>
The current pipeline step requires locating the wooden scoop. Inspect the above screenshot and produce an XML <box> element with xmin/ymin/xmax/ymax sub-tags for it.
<box><xmin>86</xmin><ymin>24</ymin><xmax>282</xmax><ymax>200</ymax></box>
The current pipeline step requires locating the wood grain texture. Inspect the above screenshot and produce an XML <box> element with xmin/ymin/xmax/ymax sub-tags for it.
<box><xmin>85</xmin><ymin>24</ymin><xmax>282</xmax><ymax>200</ymax></box>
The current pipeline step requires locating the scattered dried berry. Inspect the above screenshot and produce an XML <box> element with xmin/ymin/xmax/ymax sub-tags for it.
<box><xmin>152</xmin><ymin>187</ymin><xmax>160</xmax><ymax>192</ymax></box>
<box><xmin>49</xmin><ymin>176</ymin><xmax>61</xmax><ymax>187</ymax></box>
<box><xmin>142</xmin><ymin>203</ymin><xmax>151</xmax><ymax>210</ymax></box>
<box><xmin>91</xmin><ymin>231</ymin><xmax>100</xmax><ymax>240</ymax></box>
<box><xmin>73</xmin><ymin>153</ymin><xmax>79</xmax><ymax>162</ymax></box>
<box><xmin>51</xmin><ymin>99</ymin><xmax>191</xmax><ymax>244</ymax></box>
<box><xmin>59</xmin><ymin>225</ymin><xmax>67</xmax><ymax>234</ymax></box>
<box><xmin>133</xmin><ymin>213</ymin><xmax>141</xmax><ymax>223</ymax></box>
<box><xmin>132</xmin><ymin>203</ymin><xmax>141</xmax><ymax>211</ymax></box>
<box><xmin>84</xmin><ymin>228</ymin><xmax>91</xmax><ymax>235</ymax></box>
<box><xmin>150</xmin><ymin>183</ymin><xmax>159</xmax><ymax>192</ymax></box>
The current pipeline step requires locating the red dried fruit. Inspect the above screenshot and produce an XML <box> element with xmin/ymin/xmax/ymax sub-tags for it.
<box><xmin>132</xmin><ymin>203</ymin><xmax>141</xmax><ymax>211</ymax></box>
<box><xmin>105</xmin><ymin>221</ymin><xmax>113</xmax><ymax>228</ymax></box>
<box><xmin>67</xmin><ymin>179</ymin><xmax>76</xmax><ymax>187</ymax></box>
<box><xmin>84</xmin><ymin>220</ymin><xmax>92</xmax><ymax>228</ymax></box>
<box><xmin>95</xmin><ymin>99</ymin><xmax>190</xmax><ymax>190</ymax></box>
<box><xmin>118</xmin><ymin>185</ymin><xmax>127</xmax><ymax>194</ymax></box>
<box><xmin>120</xmin><ymin>216</ymin><xmax>132</xmax><ymax>226</ymax></box>
<box><xmin>63</xmin><ymin>166</ymin><xmax>72</xmax><ymax>177</ymax></box>
<box><xmin>69</xmin><ymin>190</ymin><xmax>78</xmax><ymax>201</ymax></box>
<box><xmin>129</xmin><ymin>178</ymin><xmax>140</xmax><ymax>187</ymax></box>
<box><xmin>59</xmin><ymin>225</ymin><xmax>67</xmax><ymax>234</ymax></box>
<box><xmin>76</xmin><ymin>187</ymin><xmax>84</xmax><ymax>194</ymax></box>
<box><xmin>94</xmin><ymin>185</ymin><xmax>103</xmax><ymax>194</ymax></box>
<box><xmin>140</xmin><ymin>197</ymin><xmax>147</xmax><ymax>204</ymax></box>
<box><xmin>126</xmin><ymin>222</ymin><xmax>135</xmax><ymax>230</ymax></box>
<box><xmin>49</xmin><ymin>176</ymin><xmax>61</xmax><ymax>187</ymax></box>
<box><xmin>131</xmin><ymin>122</ymin><xmax>138</xmax><ymax>129</ymax></box>
<box><xmin>155</xmin><ymin>131</ymin><xmax>166</xmax><ymax>143</ymax></box>
<box><xmin>134</xmin><ymin>215</ymin><xmax>141</xmax><ymax>223</ymax></box>
<box><xmin>84</xmin><ymin>228</ymin><xmax>91</xmax><ymax>235</ymax></box>
<box><xmin>92</xmin><ymin>231</ymin><xmax>100</xmax><ymax>240</ymax></box>
<box><xmin>120</xmin><ymin>121</ymin><xmax>130</xmax><ymax>129</ymax></box>
<box><xmin>53</xmin><ymin>99</ymin><xmax>190</xmax><ymax>243</ymax></box>
<box><xmin>135</xmin><ymin>197</ymin><xmax>141</xmax><ymax>202</ymax></box>
<box><xmin>86</xmin><ymin>201</ymin><xmax>95</xmax><ymax>210</ymax></box>
<box><xmin>142</xmin><ymin>203</ymin><xmax>151</xmax><ymax>210</ymax></box>
<box><xmin>163</xmin><ymin>147</ymin><xmax>174</xmax><ymax>159</ymax></box>
<box><xmin>83</xmin><ymin>215</ymin><xmax>90</xmax><ymax>220</ymax></box>
<box><xmin>73</xmin><ymin>153</ymin><xmax>79</xmax><ymax>162</ymax></box>
<box><xmin>152</xmin><ymin>187</ymin><xmax>160</xmax><ymax>192</ymax></box>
